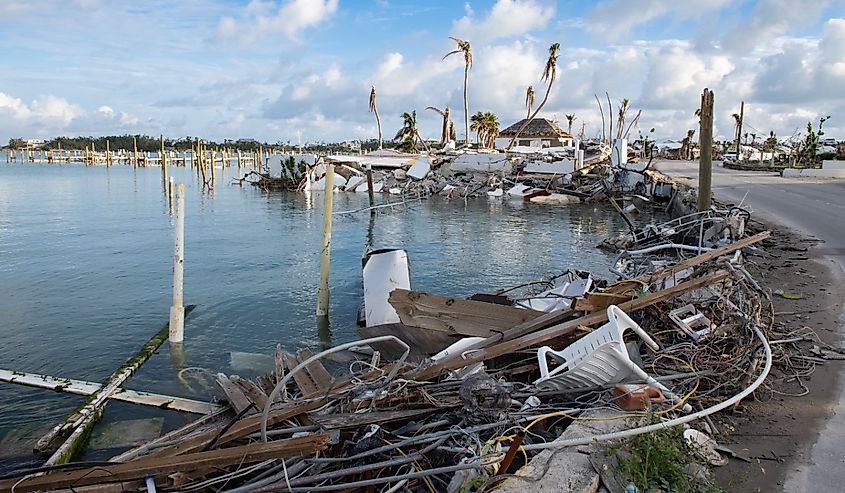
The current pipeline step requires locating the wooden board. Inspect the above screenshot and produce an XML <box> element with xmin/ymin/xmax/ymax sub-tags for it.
<box><xmin>284</xmin><ymin>351</ymin><xmax>320</xmax><ymax>396</ymax></box>
<box><xmin>389</xmin><ymin>288</ymin><xmax>544</xmax><ymax>337</ymax></box>
<box><xmin>410</xmin><ymin>271</ymin><xmax>730</xmax><ymax>381</ymax></box>
<box><xmin>215</xmin><ymin>373</ymin><xmax>254</xmax><ymax>414</ymax></box>
<box><xmin>297</xmin><ymin>348</ymin><xmax>333</xmax><ymax>392</ymax></box>
<box><xmin>1</xmin><ymin>435</ymin><xmax>330</xmax><ymax>493</ymax></box>
<box><xmin>573</xmin><ymin>292</ymin><xmax>636</xmax><ymax>312</ymax></box>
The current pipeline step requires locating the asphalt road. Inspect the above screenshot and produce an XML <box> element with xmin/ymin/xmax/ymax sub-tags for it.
<box><xmin>654</xmin><ymin>159</ymin><xmax>845</xmax><ymax>492</ymax></box>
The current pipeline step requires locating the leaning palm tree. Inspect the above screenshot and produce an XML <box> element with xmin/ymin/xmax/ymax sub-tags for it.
<box><xmin>394</xmin><ymin>111</ymin><xmax>430</xmax><ymax>153</ymax></box>
<box><xmin>369</xmin><ymin>86</ymin><xmax>382</xmax><ymax>149</ymax></box>
<box><xmin>443</xmin><ymin>37</ymin><xmax>472</xmax><ymax>146</ymax></box>
<box><xmin>507</xmin><ymin>43</ymin><xmax>561</xmax><ymax>149</ymax></box>
<box><xmin>616</xmin><ymin>99</ymin><xmax>629</xmax><ymax>140</ymax></box>
<box><xmin>394</xmin><ymin>111</ymin><xmax>418</xmax><ymax>152</ymax></box>
<box><xmin>565</xmin><ymin>114</ymin><xmax>577</xmax><ymax>135</ymax></box>
<box><xmin>426</xmin><ymin>106</ymin><xmax>453</xmax><ymax>144</ymax></box>
<box><xmin>525</xmin><ymin>86</ymin><xmax>535</xmax><ymax>119</ymax></box>
<box><xmin>731</xmin><ymin>113</ymin><xmax>742</xmax><ymax>145</ymax></box>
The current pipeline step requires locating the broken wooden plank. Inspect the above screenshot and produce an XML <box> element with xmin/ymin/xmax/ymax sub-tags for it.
<box><xmin>309</xmin><ymin>408</ymin><xmax>440</xmax><ymax>430</ymax></box>
<box><xmin>232</xmin><ymin>376</ymin><xmax>269</xmax><ymax>410</ymax></box>
<box><xmin>0</xmin><ymin>369</ymin><xmax>220</xmax><ymax>415</ymax></box>
<box><xmin>297</xmin><ymin>348</ymin><xmax>333</xmax><ymax>392</ymax></box>
<box><xmin>573</xmin><ymin>292</ymin><xmax>636</xmax><ymax>313</ymax></box>
<box><xmin>36</xmin><ymin>306</ymin><xmax>197</xmax><ymax>463</ymax></box>
<box><xmin>411</xmin><ymin>271</ymin><xmax>731</xmax><ymax>381</ymax></box>
<box><xmin>145</xmin><ymin>397</ymin><xmax>330</xmax><ymax>458</ymax></box>
<box><xmin>215</xmin><ymin>373</ymin><xmax>254</xmax><ymax>414</ymax></box>
<box><xmin>1</xmin><ymin>434</ymin><xmax>331</xmax><ymax>493</ymax></box>
<box><xmin>283</xmin><ymin>351</ymin><xmax>320</xmax><ymax>395</ymax></box>
<box><xmin>389</xmin><ymin>288</ymin><xmax>544</xmax><ymax>337</ymax></box>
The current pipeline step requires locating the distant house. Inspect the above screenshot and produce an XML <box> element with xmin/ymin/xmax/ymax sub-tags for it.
<box><xmin>494</xmin><ymin>118</ymin><xmax>574</xmax><ymax>149</ymax></box>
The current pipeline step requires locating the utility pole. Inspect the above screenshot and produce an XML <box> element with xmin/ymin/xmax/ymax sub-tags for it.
<box><xmin>698</xmin><ymin>88</ymin><xmax>714</xmax><ymax>211</ymax></box>
<box><xmin>736</xmin><ymin>101</ymin><xmax>744</xmax><ymax>162</ymax></box>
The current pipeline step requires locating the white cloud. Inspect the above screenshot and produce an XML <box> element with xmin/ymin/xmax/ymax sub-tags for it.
<box><xmin>452</xmin><ymin>0</ymin><xmax>555</xmax><ymax>44</ymax></box>
<box><xmin>587</xmin><ymin>0</ymin><xmax>732</xmax><ymax>38</ymax></box>
<box><xmin>216</xmin><ymin>0</ymin><xmax>339</xmax><ymax>44</ymax></box>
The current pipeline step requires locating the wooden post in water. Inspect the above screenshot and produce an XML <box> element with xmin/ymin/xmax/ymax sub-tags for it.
<box><xmin>698</xmin><ymin>88</ymin><xmax>714</xmax><ymax>211</ymax></box>
<box><xmin>736</xmin><ymin>101</ymin><xmax>744</xmax><ymax>162</ymax></box>
<box><xmin>161</xmin><ymin>134</ymin><xmax>168</xmax><ymax>191</ymax></box>
<box><xmin>105</xmin><ymin>140</ymin><xmax>111</xmax><ymax>167</ymax></box>
<box><xmin>170</xmin><ymin>183</ymin><xmax>186</xmax><ymax>343</ymax></box>
<box><xmin>133</xmin><ymin>137</ymin><xmax>138</xmax><ymax>167</ymax></box>
<box><xmin>316</xmin><ymin>164</ymin><xmax>335</xmax><ymax>318</ymax></box>
<box><xmin>366</xmin><ymin>162</ymin><xmax>375</xmax><ymax>208</ymax></box>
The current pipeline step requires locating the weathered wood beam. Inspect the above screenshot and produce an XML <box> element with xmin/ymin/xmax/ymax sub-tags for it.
<box><xmin>389</xmin><ymin>288</ymin><xmax>544</xmax><ymax>337</ymax></box>
<box><xmin>0</xmin><ymin>369</ymin><xmax>219</xmax><ymax>414</ymax></box>
<box><xmin>36</xmin><ymin>305</ymin><xmax>196</xmax><ymax>463</ymax></box>
<box><xmin>1</xmin><ymin>435</ymin><xmax>330</xmax><ymax>493</ymax></box>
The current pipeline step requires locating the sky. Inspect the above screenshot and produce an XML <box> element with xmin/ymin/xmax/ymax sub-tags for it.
<box><xmin>0</xmin><ymin>0</ymin><xmax>843</xmax><ymax>145</ymax></box>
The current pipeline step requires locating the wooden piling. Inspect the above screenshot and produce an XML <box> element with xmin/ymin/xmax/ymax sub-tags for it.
<box><xmin>161</xmin><ymin>135</ymin><xmax>169</xmax><ymax>193</ymax></box>
<box><xmin>170</xmin><ymin>183</ymin><xmax>186</xmax><ymax>343</ymax></box>
<box><xmin>366</xmin><ymin>162</ymin><xmax>375</xmax><ymax>208</ymax></box>
<box><xmin>316</xmin><ymin>164</ymin><xmax>335</xmax><ymax>318</ymax></box>
<box><xmin>105</xmin><ymin>140</ymin><xmax>111</xmax><ymax>167</ymax></box>
<box><xmin>698</xmin><ymin>88</ymin><xmax>714</xmax><ymax>211</ymax></box>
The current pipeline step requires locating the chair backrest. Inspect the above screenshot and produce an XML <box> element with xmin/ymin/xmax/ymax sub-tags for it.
<box><xmin>555</xmin><ymin>305</ymin><xmax>659</xmax><ymax>370</ymax></box>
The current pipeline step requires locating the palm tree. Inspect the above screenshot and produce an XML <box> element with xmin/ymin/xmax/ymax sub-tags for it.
<box><xmin>507</xmin><ymin>43</ymin><xmax>561</xmax><ymax>149</ymax></box>
<box><xmin>616</xmin><ymin>98</ymin><xmax>629</xmax><ymax>140</ymax></box>
<box><xmin>369</xmin><ymin>86</ymin><xmax>382</xmax><ymax>149</ymax></box>
<box><xmin>470</xmin><ymin>111</ymin><xmax>484</xmax><ymax>146</ymax></box>
<box><xmin>394</xmin><ymin>111</ymin><xmax>430</xmax><ymax>153</ymax></box>
<box><xmin>482</xmin><ymin>111</ymin><xmax>499</xmax><ymax>148</ymax></box>
<box><xmin>680</xmin><ymin>129</ymin><xmax>696</xmax><ymax>160</ymax></box>
<box><xmin>426</xmin><ymin>106</ymin><xmax>454</xmax><ymax>145</ymax></box>
<box><xmin>470</xmin><ymin>111</ymin><xmax>500</xmax><ymax>148</ymax></box>
<box><xmin>565</xmin><ymin>114</ymin><xmax>577</xmax><ymax>135</ymax></box>
<box><xmin>525</xmin><ymin>86</ymin><xmax>535</xmax><ymax>119</ymax></box>
<box><xmin>443</xmin><ymin>37</ymin><xmax>472</xmax><ymax>146</ymax></box>
<box><xmin>731</xmin><ymin>113</ymin><xmax>742</xmax><ymax>145</ymax></box>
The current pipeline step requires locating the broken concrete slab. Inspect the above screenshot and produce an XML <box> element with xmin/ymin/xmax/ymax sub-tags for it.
<box><xmin>494</xmin><ymin>409</ymin><xmax>629</xmax><ymax>493</ymax></box>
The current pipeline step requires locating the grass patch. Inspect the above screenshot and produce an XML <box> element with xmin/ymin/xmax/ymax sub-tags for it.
<box><xmin>612</xmin><ymin>423</ymin><xmax>722</xmax><ymax>493</ymax></box>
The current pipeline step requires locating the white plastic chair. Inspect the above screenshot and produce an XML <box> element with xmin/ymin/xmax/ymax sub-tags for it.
<box><xmin>535</xmin><ymin>305</ymin><xmax>691</xmax><ymax>412</ymax></box>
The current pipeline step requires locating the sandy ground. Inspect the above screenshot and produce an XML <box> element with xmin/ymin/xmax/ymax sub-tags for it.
<box><xmin>710</xmin><ymin>222</ymin><xmax>845</xmax><ymax>492</ymax></box>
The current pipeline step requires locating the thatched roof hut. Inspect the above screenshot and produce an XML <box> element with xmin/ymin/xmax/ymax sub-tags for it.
<box><xmin>495</xmin><ymin>118</ymin><xmax>574</xmax><ymax>149</ymax></box>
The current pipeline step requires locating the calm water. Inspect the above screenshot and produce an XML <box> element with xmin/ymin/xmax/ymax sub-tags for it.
<box><xmin>0</xmin><ymin>156</ymin><xmax>627</xmax><ymax>465</ymax></box>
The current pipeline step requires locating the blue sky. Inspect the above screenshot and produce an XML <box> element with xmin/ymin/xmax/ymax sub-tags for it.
<box><xmin>1</xmin><ymin>0</ymin><xmax>843</xmax><ymax>144</ymax></box>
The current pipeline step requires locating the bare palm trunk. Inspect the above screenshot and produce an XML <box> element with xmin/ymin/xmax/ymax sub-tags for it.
<box><xmin>415</xmin><ymin>130</ymin><xmax>430</xmax><ymax>153</ymax></box>
<box><xmin>507</xmin><ymin>75</ymin><xmax>556</xmax><ymax>149</ymax></box>
<box><xmin>595</xmin><ymin>94</ymin><xmax>606</xmax><ymax>143</ymax></box>
<box><xmin>374</xmin><ymin>108</ymin><xmax>382</xmax><ymax>149</ymax></box>
<box><xmin>462</xmin><ymin>65</ymin><xmax>469</xmax><ymax>146</ymax></box>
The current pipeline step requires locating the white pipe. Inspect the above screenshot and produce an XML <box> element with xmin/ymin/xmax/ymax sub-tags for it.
<box><xmin>521</xmin><ymin>322</ymin><xmax>772</xmax><ymax>451</ymax></box>
<box><xmin>169</xmin><ymin>183</ymin><xmax>185</xmax><ymax>343</ymax></box>
<box><xmin>625</xmin><ymin>243</ymin><xmax>714</xmax><ymax>256</ymax></box>
<box><xmin>261</xmin><ymin>335</ymin><xmax>410</xmax><ymax>442</ymax></box>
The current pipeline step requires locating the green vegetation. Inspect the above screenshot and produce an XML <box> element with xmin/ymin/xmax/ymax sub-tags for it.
<box><xmin>612</xmin><ymin>424</ymin><xmax>722</xmax><ymax>493</ymax></box>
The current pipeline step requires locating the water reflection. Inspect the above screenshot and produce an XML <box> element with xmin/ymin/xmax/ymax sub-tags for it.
<box><xmin>0</xmin><ymin>162</ymin><xmax>639</xmax><ymax>467</ymax></box>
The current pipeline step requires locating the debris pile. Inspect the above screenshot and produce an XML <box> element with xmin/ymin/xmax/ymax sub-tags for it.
<box><xmin>237</xmin><ymin>144</ymin><xmax>676</xmax><ymax>203</ymax></box>
<box><xmin>4</xmin><ymin>222</ymin><xmax>820</xmax><ymax>492</ymax></box>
